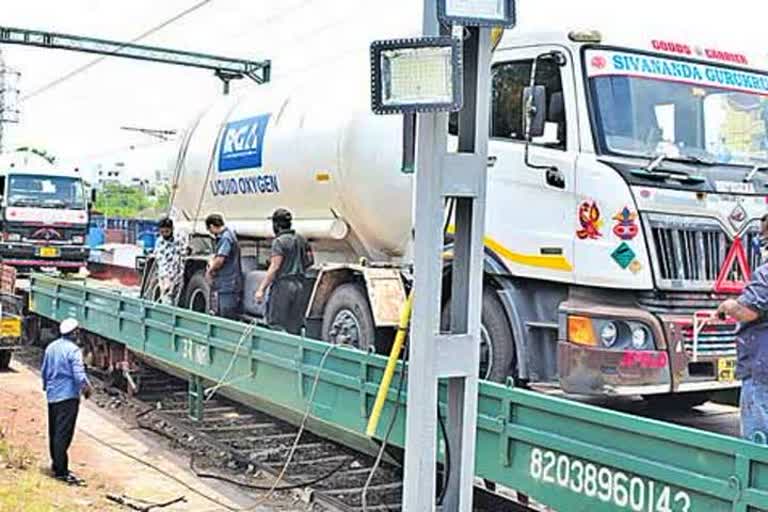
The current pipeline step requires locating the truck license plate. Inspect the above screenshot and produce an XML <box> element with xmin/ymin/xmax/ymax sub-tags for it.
<box><xmin>0</xmin><ymin>318</ymin><xmax>21</xmax><ymax>338</ymax></box>
<box><xmin>38</xmin><ymin>246</ymin><xmax>59</xmax><ymax>258</ymax></box>
<box><xmin>717</xmin><ymin>358</ymin><xmax>736</xmax><ymax>382</ymax></box>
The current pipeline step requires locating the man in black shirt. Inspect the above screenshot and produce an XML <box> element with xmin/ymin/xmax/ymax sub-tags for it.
<box><xmin>255</xmin><ymin>208</ymin><xmax>313</xmax><ymax>334</ymax></box>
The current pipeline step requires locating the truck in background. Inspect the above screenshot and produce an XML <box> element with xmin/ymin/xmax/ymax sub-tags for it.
<box><xmin>0</xmin><ymin>151</ymin><xmax>91</xmax><ymax>274</ymax></box>
<box><xmin>143</xmin><ymin>24</ymin><xmax>768</xmax><ymax>405</ymax></box>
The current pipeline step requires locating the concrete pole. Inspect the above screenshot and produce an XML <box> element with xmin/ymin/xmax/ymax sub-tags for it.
<box><xmin>401</xmin><ymin>1</ymin><xmax>446</xmax><ymax>510</ymax></box>
<box><xmin>402</xmin><ymin>2</ymin><xmax>493</xmax><ymax>510</ymax></box>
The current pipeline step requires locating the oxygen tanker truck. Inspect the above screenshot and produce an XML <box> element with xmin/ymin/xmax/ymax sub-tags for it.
<box><xmin>146</xmin><ymin>26</ymin><xmax>768</xmax><ymax>404</ymax></box>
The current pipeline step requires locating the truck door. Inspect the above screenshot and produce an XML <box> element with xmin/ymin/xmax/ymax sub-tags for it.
<box><xmin>486</xmin><ymin>46</ymin><xmax>577</xmax><ymax>282</ymax></box>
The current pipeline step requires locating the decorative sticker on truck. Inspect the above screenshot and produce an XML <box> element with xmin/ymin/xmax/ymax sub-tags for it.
<box><xmin>576</xmin><ymin>201</ymin><xmax>603</xmax><ymax>240</ymax></box>
<box><xmin>218</xmin><ymin>114</ymin><xmax>271</xmax><ymax>172</ymax></box>
<box><xmin>611</xmin><ymin>242</ymin><xmax>636</xmax><ymax>269</ymax></box>
<box><xmin>587</xmin><ymin>49</ymin><xmax>768</xmax><ymax>96</ymax></box>
<box><xmin>612</xmin><ymin>207</ymin><xmax>639</xmax><ymax>241</ymax></box>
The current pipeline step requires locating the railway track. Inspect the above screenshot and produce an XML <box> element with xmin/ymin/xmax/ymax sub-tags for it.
<box><xmin>15</xmin><ymin>345</ymin><xmax>532</xmax><ymax>512</ymax></box>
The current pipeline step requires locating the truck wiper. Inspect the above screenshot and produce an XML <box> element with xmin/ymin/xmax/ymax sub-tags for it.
<box><xmin>634</xmin><ymin>153</ymin><xmax>708</xmax><ymax>184</ymax></box>
<box><xmin>645</xmin><ymin>153</ymin><xmax>666</xmax><ymax>172</ymax></box>
<box><xmin>670</xmin><ymin>154</ymin><xmax>717</xmax><ymax>166</ymax></box>
<box><xmin>646</xmin><ymin>153</ymin><xmax>716</xmax><ymax>169</ymax></box>
<box><xmin>631</xmin><ymin>165</ymin><xmax>706</xmax><ymax>185</ymax></box>
<box><xmin>743</xmin><ymin>163</ymin><xmax>768</xmax><ymax>183</ymax></box>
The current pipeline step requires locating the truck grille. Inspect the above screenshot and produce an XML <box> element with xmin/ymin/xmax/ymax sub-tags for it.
<box><xmin>680</xmin><ymin>322</ymin><xmax>738</xmax><ymax>359</ymax></box>
<box><xmin>636</xmin><ymin>291</ymin><xmax>730</xmax><ymax>314</ymax></box>
<box><xmin>644</xmin><ymin>213</ymin><xmax>761</xmax><ymax>291</ymax></box>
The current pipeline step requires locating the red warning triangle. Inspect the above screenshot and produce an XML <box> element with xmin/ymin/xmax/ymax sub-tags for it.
<box><xmin>714</xmin><ymin>237</ymin><xmax>752</xmax><ymax>294</ymax></box>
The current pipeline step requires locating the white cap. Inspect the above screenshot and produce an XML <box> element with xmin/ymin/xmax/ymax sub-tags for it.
<box><xmin>60</xmin><ymin>318</ymin><xmax>79</xmax><ymax>335</ymax></box>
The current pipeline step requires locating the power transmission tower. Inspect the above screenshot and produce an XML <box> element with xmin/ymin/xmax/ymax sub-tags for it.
<box><xmin>0</xmin><ymin>49</ymin><xmax>20</xmax><ymax>153</ymax></box>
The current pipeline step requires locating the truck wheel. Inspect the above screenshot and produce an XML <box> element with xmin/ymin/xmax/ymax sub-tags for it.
<box><xmin>0</xmin><ymin>350</ymin><xmax>11</xmax><ymax>371</ymax></box>
<box><xmin>24</xmin><ymin>315</ymin><xmax>40</xmax><ymax>345</ymax></box>
<box><xmin>142</xmin><ymin>268</ymin><xmax>162</xmax><ymax>302</ymax></box>
<box><xmin>321</xmin><ymin>283</ymin><xmax>376</xmax><ymax>351</ymax></box>
<box><xmin>643</xmin><ymin>391</ymin><xmax>712</xmax><ymax>410</ymax></box>
<box><xmin>442</xmin><ymin>287</ymin><xmax>516</xmax><ymax>383</ymax></box>
<box><xmin>182</xmin><ymin>271</ymin><xmax>210</xmax><ymax>313</ymax></box>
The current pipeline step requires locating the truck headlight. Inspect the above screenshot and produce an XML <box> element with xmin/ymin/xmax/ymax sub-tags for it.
<box><xmin>600</xmin><ymin>322</ymin><xmax>618</xmax><ymax>347</ymax></box>
<box><xmin>631</xmin><ymin>326</ymin><xmax>650</xmax><ymax>350</ymax></box>
<box><xmin>5</xmin><ymin>233</ymin><xmax>20</xmax><ymax>242</ymax></box>
<box><xmin>72</xmin><ymin>235</ymin><xmax>85</xmax><ymax>244</ymax></box>
<box><xmin>567</xmin><ymin>316</ymin><xmax>656</xmax><ymax>351</ymax></box>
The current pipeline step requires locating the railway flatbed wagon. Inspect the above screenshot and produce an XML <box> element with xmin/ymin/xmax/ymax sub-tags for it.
<box><xmin>28</xmin><ymin>275</ymin><xmax>768</xmax><ymax>511</ymax></box>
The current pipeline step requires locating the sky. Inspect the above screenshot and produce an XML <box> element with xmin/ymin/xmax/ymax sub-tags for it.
<box><xmin>0</xmin><ymin>0</ymin><xmax>766</xmax><ymax>180</ymax></box>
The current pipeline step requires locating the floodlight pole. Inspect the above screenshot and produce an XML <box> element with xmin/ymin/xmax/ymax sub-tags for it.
<box><xmin>402</xmin><ymin>2</ymin><xmax>493</xmax><ymax>511</ymax></box>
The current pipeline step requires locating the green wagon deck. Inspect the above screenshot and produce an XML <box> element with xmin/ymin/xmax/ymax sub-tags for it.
<box><xmin>30</xmin><ymin>275</ymin><xmax>768</xmax><ymax>511</ymax></box>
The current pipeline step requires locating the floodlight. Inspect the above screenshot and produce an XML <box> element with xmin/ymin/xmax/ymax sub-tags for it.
<box><xmin>370</xmin><ymin>37</ymin><xmax>462</xmax><ymax>115</ymax></box>
<box><xmin>438</xmin><ymin>0</ymin><xmax>516</xmax><ymax>28</ymax></box>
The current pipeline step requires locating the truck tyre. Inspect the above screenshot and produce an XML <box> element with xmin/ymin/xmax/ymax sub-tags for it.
<box><xmin>182</xmin><ymin>271</ymin><xmax>210</xmax><ymax>314</ymax></box>
<box><xmin>321</xmin><ymin>283</ymin><xmax>376</xmax><ymax>351</ymax></box>
<box><xmin>643</xmin><ymin>391</ymin><xmax>712</xmax><ymax>410</ymax></box>
<box><xmin>442</xmin><ymin>287</ymin><xmax>516</xmax><ymax>383</ymax></box>
<box><xmin>0</xmin><ymin>350</ymin><xmax>11</xmax><ymax>371</ymax></box>
<box><xmin>142</xmin><ymin>266</ymin><xmax>162</xmax><ymax>303</ymax></box>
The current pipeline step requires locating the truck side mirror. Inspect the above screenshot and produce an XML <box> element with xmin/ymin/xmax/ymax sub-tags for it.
<box><xmin>522</xmin><ymin>85</ymin><xmax>547</xmax><ymax>140</ymax></box>
<box><xmin>90</xmin><ymin>188</ymin><xmax>97</xmax><ymax>204</ymax></box>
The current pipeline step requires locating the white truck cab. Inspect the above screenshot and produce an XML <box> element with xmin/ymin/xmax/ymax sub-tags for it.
<box><xmin>487</xmin><ymin>29</ymin><xmax>766</xmax><ymax>396</ymax></box>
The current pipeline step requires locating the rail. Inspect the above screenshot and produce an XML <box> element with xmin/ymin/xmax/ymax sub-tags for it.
<box><xmin>29</xmin><ymin>275</ymin><xmax>768</xmax><ymax>511</ymax></box>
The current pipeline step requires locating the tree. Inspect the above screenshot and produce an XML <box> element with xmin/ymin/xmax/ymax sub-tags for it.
<box><xmin>94</xmin><ymin>184</ymin><xmax>151</xmax><ymax>218</ymax></box>
<box><xmin>154</xmin><ymin>185</ymin><xmax>170</xmax><ymax>212</ymax></box>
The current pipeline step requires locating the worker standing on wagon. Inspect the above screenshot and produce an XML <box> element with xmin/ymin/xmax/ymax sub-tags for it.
<box><xmin>41</xmin><ymin>318</ymin><xmax>92</xmax><ymax>485</ymax></box>
<box><xmin>717</xmin><ymin>214</ymin><xmax>768</xmax><ymax>441</ymax></box>
<box><xmin>154</xmin><ymin>217</ymin><xmax>187</xmax><ymax>305</ymax></box>
<box><xmin>205</xmin><ymin>213</ymin><xmax>243</xmax><ymax>320</ymax></box>
<box><xmin>255</xmin><ymin>208</ymin><xmax>314</xmax><ymax>334</ymax></box>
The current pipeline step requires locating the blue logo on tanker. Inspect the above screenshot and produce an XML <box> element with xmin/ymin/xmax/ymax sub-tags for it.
<box><xmin>218</xmin><ymin>114</ymin><xmax>271</xmax><ymax>171</ymax></box>
<box><xmin>213</xmin><ymin>113</ymin><xmax>280</xmax><ymax>196</ymax></box>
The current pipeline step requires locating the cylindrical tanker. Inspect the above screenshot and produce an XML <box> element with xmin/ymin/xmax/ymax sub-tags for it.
<box><xmin>171</xmin><ymin>56</ymin><xmax>416</xmax><ymax>261</ymax></box>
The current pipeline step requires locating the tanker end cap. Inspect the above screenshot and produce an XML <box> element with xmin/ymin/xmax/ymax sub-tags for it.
<box><xmin>329</xmin><ymin>219</ymin><xmax>350</xmax><ymax>240</ymax></box>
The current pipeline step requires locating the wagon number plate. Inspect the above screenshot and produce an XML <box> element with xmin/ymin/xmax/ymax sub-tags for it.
<box><xmin>529</xmin><ymin>448</ymin><xmax>692</xmax><ymax>511</ymax></box>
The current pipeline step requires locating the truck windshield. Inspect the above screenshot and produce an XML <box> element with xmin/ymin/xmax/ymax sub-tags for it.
<box><xmin>7</xmin><ymin>175</ymin><xmax>85</xmax><ymax>209</ymax></box>
<box><xmin>586</xmin><ymin>49</ymin><xmax>768</xmax><ymax>167</ymax></box>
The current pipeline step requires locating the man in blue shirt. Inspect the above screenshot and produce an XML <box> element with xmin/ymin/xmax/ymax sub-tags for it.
<box><xmin>718</xmin><ymin>215</ymin><xmax>768</xmax><ymax>440</ymax></box>
<box><xmin>41</xmin><ymin>318</ymin><xmax>92</xmax><ymax>484</ymax></box>
<box><xmin>205</xmin><ymin>214</ymin><xmax>243</xmax><ymax>320</ymax></box>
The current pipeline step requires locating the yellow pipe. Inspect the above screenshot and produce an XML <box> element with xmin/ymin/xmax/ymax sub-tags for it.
<box><xmin>365</xmin><ymin>291</ymin><xmax>414</xmax><ymax>437</ymax></box>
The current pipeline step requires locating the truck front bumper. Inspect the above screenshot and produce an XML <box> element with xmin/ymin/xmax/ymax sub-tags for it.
<box><xmin>558</xmin><ymin>294</ymin><xmax>740</xmax><ymax>397</ymax></box>
<box><xmin>0</xmin><ymin>242</ymin><xmax>89</xmax><ymax>269</ymax></box>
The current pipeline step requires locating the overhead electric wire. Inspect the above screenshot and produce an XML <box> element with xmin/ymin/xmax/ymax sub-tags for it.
<box><xmin>21</xmin><ymin>0</ymin><xmax>215</xmax><ymax>102</ymax></box>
